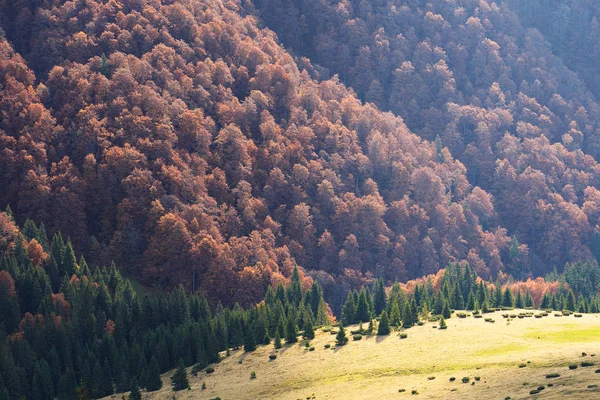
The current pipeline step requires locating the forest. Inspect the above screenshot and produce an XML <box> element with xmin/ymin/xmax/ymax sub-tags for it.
<box><xmin>2</xmin><ymin>211</ymin><xmax>600</xmax><ymax>399</ymax></box>
<box><xmin>2</xmin><ymin>0</ymin><xmax>600</xmax><ymax>345</ymax></box>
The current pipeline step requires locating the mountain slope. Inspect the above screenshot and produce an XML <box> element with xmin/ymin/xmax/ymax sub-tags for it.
<box><xmin>0</xmin><ymin>0</ymin><xmax>517</xmax><ymax>307</ymax></box>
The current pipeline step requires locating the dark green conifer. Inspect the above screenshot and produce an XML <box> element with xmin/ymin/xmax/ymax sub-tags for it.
<box><xmin>377</xmin><ymin>311</ymin><xmax>391</xmax><ymax>335</ymax></box>
<box><xmin>355</xmin><ymin>289</ymin><xmax>371</xmax><ymax>323</ymax></box>
<box><xmin>170</xmin><ymin>359</ymin><xmax>189</xmax><ymax>391</ymax></box>
<box><xmin>336</xmin><ymin>323</ymin><xmax>348</xmax><ymax>345</ymax></box>
<box><xmin>341</xmin><ymin>291</ymin><xmax>356</xmax><ymax>325</ymax></box>
<box><xmin>373</xmin><ymin>278</ymin><xmax>387</xmax><ymax>315</ymax></box>
<box><xmin>128</xmin><ymin>378</ymin><xmax>141</xmax><ymax>400</ymax></box>
<box><xmin>145</xmin><ymin>357</ymin><xmax>162</xmax><ymax>392</ymax></box>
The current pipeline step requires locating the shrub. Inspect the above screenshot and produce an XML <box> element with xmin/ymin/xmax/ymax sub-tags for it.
<box><xmin>309</xmin><ymin>347</ymin><xmax>315</xmax><ymax>351</ymax></box>
<box><xmin>537</xmin><ymin>385</ymin><xmax>545</xmax><ymax>390</ymax></box>
<box><xmin>569</xmin><ymin>364</ymin><xmax>578</xmax><ymax>370</ymax></box>
<box><xmin>518</xmin><ymin>364</ymin><xmax>526</xmax><ymax>368</ymax></box>
<box><xmin>427</xmin><ymin>376</ymin><xmax>435</xmax><ymax>380</ymax></box>
<box><xmin>205</xmin><ymin>367</ymin><xmax>215</xmax><ymax>374</ymax></box>
<box><xmin>535</xmin><ymin>315</ymin><xmax>542</xmax><ymax>318</ymax></box>
<box><xmin>462</xmin><ymin>377</ymin><xmax>469</xmax><ymax>383</ymax></box>
<box><xmin>330</xmin><ymin>331</ymin><xmax>337</xmax><ymax>335</ymax></box>
<box><xmin>545</xmin><ymin>373</ymin><xmax>560</xmax><ymax>378</ymax></box>
<box><xmin>575</xmin><ymin>313</ymin><xmax>583</xmax><ymax>318</ymax></box>
<box><xmin>399</xmin><ymin>332</ymin><xmax>408</xmax><ymax>339</ymax></box>
<box><xmin>456</xmin><ymin>312</ymin><xmax>467</xmax><ymax>318</ymax></box>
<box><xmin>324</xmin><ymin>344</ymin><xmax>331</xmax><ymax>349</ymax></box>
<box><xmin>474</xmin><ymin>376</ymin><xmax>480</xmax><ymax>381</ymax></box>
<box><xmin>269</xmin><ymin>354</ymin><xmax>277</xmax><ymax>360</ymax></box>
<box><xmin>250</xmin><ymin>371</ymin><xmax>256</xmax><ymax>379</ymax></box>
<box><xmin>474</xmin><ymin>314</ymin><xmax>483</xmax><ymax>318</ymax></box>
<box><xmin>353</xmin><ymin>334</ymin><xmax>362</xmax><ymax>341</ymax></box>
<box><xmin>581</xmin><ymin>361</ymin><xmax>595</xmax><ymax>367</ymax></box>
<box><xmin>417</xmin><ymin>321</ymin><xmax>424</xmax><ymax>326</ymax></box>
<box><xmin>202</xmin><ymin>382</ymin><xmax>206</xmax><ymax>390</ymax></box>
<box><xmin>595</xmin><ymin>369</ymin><xmax>600</xmax><ymax>373</ymax></box>
<box><xmin>398</xmin><ymin>389</ymin><xmax>406</xmax><ymax>393</ymax></box>
<box><xmin>548</xmin><ymin>383</ymin><xmax>553</xmax><ymax>387</ymax></box>
<box><xmin>530</xmin><ymin>390</ymin><xmax>540</xmax><ymax>395</ymax></box>
<box><xmin>411</xmin><ymin>390</ymin><xmax>418</xmax><ymax>395</ymax></box>
<box><xmin>449</xmin><ymin>377</ymin><xmax>456</xmax><ymax>382</ymax></box>
<box><xmin>589</xmin><ymin>385</ymin><xmax>598</xmax><ymax>389</ymax></box>
<box><xmin>238</xmin><ymin>360</ymin><xmax>243</xmax><ymax>364</ymax></box>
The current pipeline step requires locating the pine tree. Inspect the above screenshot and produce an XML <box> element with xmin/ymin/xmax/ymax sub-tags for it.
<box><xmin>540</xmin><ymin>292</ymin><xmax>551</xmax><ymax>309</ymax></box>
<box><xmin>377</xmin><ymin>311</ymin><xmax>391</xmax><ymax>335</ymax></box>
<box><xmin>494</xmin><ymin>285</ymin><xmax>503</xmax><ymax>307</ymax></box>
<box><xmin>373</xmin><ymin>278</ymin><xmax>387</xmax><ymax>315</ymax></box>
<box><xmin>402</xmin><ymin>301</ymin><xmax>414</xmax><ymax>328</ymax></box>
<box><xmin>274</xmin><ymin>331</ymin><xmax>282</xmax><ymax>349</ymax></box>
<box><xmin>336</xmin><ymin>323</ymin><xmax>348</xmax><ymax>345</ymax></box>
<box><xmin>341</xmin><ymin>292</ymin><xmax>356</xmax><ymax>325</ymax></box>
<box><xmin>390</xmin><ymin>300</ymin><xmax>401</xmax><ymax>327</ymax></box>
<box><xmin>515</xmin><ymin>290</ymin><xmax>524</xmax><ymax>309</ymax></box>
<box><xmin>128</xmin><ymin>378</ymin><xmax>141</xmax><ymax>400</ymax></box>
<box><xmin>565</xmin><ymin>290</ymin><xmax>576</xmax><ymax>311</ymax></box>
<box><xmin>355</xmin><ymin>289</ymin><xmax>371</xmax><ymax>323</ymax></box>
<box><xmin>303</xmin><ymin>311</ymin><xmax>315</xmax><ymax>340</ymax></box>
<box><xmin>439</xmin><ymin>316</ymin><xmax>447</xmax><ymax>329</ymax></box>
<box><xmin>285</xmin><ymin>316</ymin><xmax>298</xmax><ymax>344</ymax></box>
<box><xmin>451</xmin><ymin>283</ymin><xmax>464</xmax><ymax>310</ymax></box>
<box><xmin>525</xmin><ymin>291</ymin><xmax>534</xmax><ymax>308</ymax></box>
<box><xmin>502</xmin><ymin>288</ymin><xmax>514</xmax><ymax>308</ymax></box>
<box><xmin>171</xmin><ymin>359</ymin><xmax>189</xmax><ymax>391</ymax></box>
<box><xmin>244</xmin><ymin>322</ymin><xmax>256</xmax><ymax>352</ymax></box>
<box><xmin>442</xmin><ymin>299</ymin><xmax>451</xmax><ymax>319</ymax></box>
<box><xmin>466</xmin><ymin>292</ymin><xmax>476</xmax><ymax>311</ymax></box>
<box><xmin>145</xmin><ymin>357</ymin><xmax>163</xmax><ymax>392</ymax></box>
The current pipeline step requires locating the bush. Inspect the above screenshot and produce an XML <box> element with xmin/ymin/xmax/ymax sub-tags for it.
<box><xmin>589</xmin><ymin>385</ymin><xmax>599</xmax><ymax>389</ymax></box>
<box><xmin>250</xmin><ymin>371</ymin><xmax>256</xmax><ymax>380</ymax></box>
<box><xmin>548</xmin><ymin>383</ymin><xmax>553</xmax><ymax>387</ymax></box>
<box><xmin>456</xmin><ymin>312</ymin><xmax>467</xmax><ymax>318</ymax></box>
<box><xmin>462</xmin><ymin>377</ymin><xmax>469</xmax><ymax>383</ymax></box>
<box><xmin>474</xmin><ymin>376</ymin><xmax>480</xmax><ymax>381</ymax></box>
<box><xmin>575</xmin><ymin>313</ymin><xmax>583</xmax><ymax>318</ymax></box>
<box><xmin>474</xmin><ymin>314</ymin><xmax>483</xmax><ymax>318</ymax></box>
<box><xmin>518</xmin><ymin>364</ymin><xmax>526</xmax><ymax>368</ymax></box>
<box><xmin>417</xmin><ymin>321</ymin><xmax>424</xmax><ymax>326</ymax></box>
<box><xmin>269</xmin><ymin>354</ymin><xmax>277</xmax><ymax>360</ymax></box>
<box><xmin>399</xmin><ymin>332</ymin><xmax>408</xmax><ymax>339</ymax></box>
<box><xmin>398</xmin><ymin>389</ymin><xmax>406</xmax><ymax>393</ymax></box>
<box><xmin>427</xmin><ymin>376</ymin><xmax>435</xmax><ymax>380</ymax></box>
<box><xmin>530</xmin><ymin>390</ymin><xmax>540</xmax><ymax>395</ymax></box>
<box><xmin>569</xmin><ymin>364</ymin><xmax>578</xmax><ymax>370</ymax></box>
<box><xmin>449</xmin><ymin>377</ymin><xmax>456</xmax><ymax>382</ymax></box>
<box><xmin>537</xmin><ymin>385</ymin><xmax>545</xmax><ymax>390</ymax></box>
<box><xmin>411</xmin><ymin>390</ymin><xmax>418</xmax><ymax>395</ymax></box>
<box><xmin>595</xmin><ymin>369</ymin><xmax>600</xmax><ymax>373</ymax></box>
<box><xmin>581</xmin><ymin>361</ymin><xmax>595</xmax><ymax>367</ymax></box>
<box><xmin>545</xmin><ymin>373</ymin><xmax>560</xmax><ymax>378</ymax></box>
<box><xmin>205</xmin><ymin>367</ymin><xmax>215</xmax><ymax>374</ymax></box>
<box><xmin>535</xmin><ymin>315</ymin><xmax>542</xmax><ymax>318</ymax></box>
<box><xmin>324</xmin><ymin>344</ymin><xmax>331</xmax><ymax>349</ymax></box>
<box><xmin>353</xmin><ymin>334</ymin><xmax>363</xmax><ymax>341</ymax></box>
<box><xmin>309</xmin><ymin>347</ymin><xmax>315</xmax><ymax>351</ymax></box>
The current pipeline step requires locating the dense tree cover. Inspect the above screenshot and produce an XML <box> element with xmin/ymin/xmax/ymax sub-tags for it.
<box><xmin>0</xmin><ymin>0</ymin><xmax>529</xmax><ymax>308</ymax></box>
<box><xmin>0</xmin><ymin>212</ymin><xmax>330</xmax><ymax>399</ymax></box>
<box><xmin>253</xmin><ymin>0</ymin><xmax>600</xmax><ymax>275</ymax></box>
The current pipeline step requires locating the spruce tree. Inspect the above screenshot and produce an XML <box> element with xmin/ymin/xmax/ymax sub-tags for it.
<box><xmin>515</xmin><ymin>290</ymin><xmax>524</xmax><ymax>309</ymax></box>
<box><xmin>525</xmin><ymin>291</ymin><xmax>534</xmax><ymax>308</ymax></box>
<box><xmin>145</xmin><ymin>357</ymin><xmax>163</xmax><ymax>392</ymax></box>
<box><xmin>285</xmin><ymin>316</ymin><xmax>298</xmax><ymax>344</ymax></box>
<box><xmin>373</xmin><ymin>278</ymin><xmax>387</xmax><ymax>315</ymax></box>
<box><xmin>502</xmin><ymin>288</ymin><xmax>514</xmax><ymax>308</ymax></box>
<box><xmin>451</xmin><ymin>283</ymin><xmax>464</xmax><ymax>310</ymax></box>
<box><xmin>355</xmin><ymin>289</ymin><xmax>371</xmax><ymax>323</ymax></box>
<box><xmin>274</xmin><ymin>331</ymin><xmax>282</xmax><ymax>349</ymax></box>
<box><xmin>303</xmin><ymin>311</ymin><xmax>315</xmax><ymax>340</ymax></box>
<box><xmin>439</xmin><ymin>316</ymin><xmax>447</xmax><ymax>330</ymax></box>
<box><xmin>565</xmin><ymin>290</ymin><xmax>576</xmax><ymax>311</ymax></box>
<box><xmin>377</xmin><ymin>311</ymin><xmax>391</xmax><ymax>335</ymax></box>
<box><xmin>128</xmin><ymin>378</ymin><xmax>141</xmax><ymax>400</ymax></box>
<box><xmin>466</xmin><ymin>292</ymin><xmax>476</xmax><ymax>311</ymax></box>
<box><xmin>341</xmin><ymin>292</ymin><xmax>356</xmax><ymax>325</ymax></box>
<box><xmin>390</xmin><ymin>300</ymin><xmax>401</xmax><ymax>327</ymax></box>
<box><xmin>336</xmin><ymin>323</ymin><xmax>348</xmax><ymax>345</ymax></box>
<box><xmin>244</xmin><ymin>322</ymin><xmax>256</xmax><ymax>352</ymax></box>
<box><xmin>402</xmin><ymin>302</ymin><xmax>414</xmax><ymax>328</ymax></box>
<box><xmin>442</xmin><ymin>299</ymin><xmax>451</xmax><ymax>319</ymax></box>
<box><xmin>171</xmin><ymin>359</ymin><xmax>189</xmax><ymax>391</ymax></box>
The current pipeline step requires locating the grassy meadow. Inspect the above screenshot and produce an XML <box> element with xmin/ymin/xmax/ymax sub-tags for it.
<box><xmin>111</xmin><ymin>310</ymin><xmax>600</xmax><ymax>399</ymax></box>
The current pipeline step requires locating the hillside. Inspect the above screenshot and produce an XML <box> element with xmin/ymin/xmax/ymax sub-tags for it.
<box><xmin>0</xmin><ymin>0</ymin><xmax>531</xmax><ymax>307</ymax></box>
<box><xmin>113</xmin><ymin>311</ymin><xmax>600</xmax><ymax>399</ymax></box>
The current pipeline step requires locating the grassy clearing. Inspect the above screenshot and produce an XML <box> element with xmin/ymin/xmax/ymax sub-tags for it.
<box><xmin>110</xmin><ymin>310</ymin><xmax>600</xmax><ymax>399</ymax></box>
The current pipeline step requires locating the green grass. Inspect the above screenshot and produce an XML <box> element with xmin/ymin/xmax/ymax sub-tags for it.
<box><xmin>474</xmin><ymin>343</ymin><xmax>528</xmax><ymax>357</ymax></box>
<box><xmin>525</xmin><ymin>325</ymin><xmax>600</xmax><ymax>343</ymax></box>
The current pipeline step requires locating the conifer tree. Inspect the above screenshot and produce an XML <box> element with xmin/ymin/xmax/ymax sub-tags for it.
<box><xmin>303</xmin><ymin>310</ymin><xmax>315</xmax><ymax>340</ymax></box>
<box><xmin>377</xmin><ymin>311</ymin><xmax>391</xmax><ymax>335</ymax></box>
<box><xmin>515</xmin><ymin>290</ymin><xmax>524</xmax><ymax>309</ymax></box>
<box><xmin>540</xmin><ymin>292</ymin><xmax>551</xmax><ymax>309</ymax></box>
<box><xmin>285</xmin><ymin>316</ymin><xmax>298</xmax><ymax>344</ymax></box>
<box><xmin>502</xmin><ymin>288</ymin><xmax>514</xmax><ymax>308</ymax></box>
<box><xmin>373</xmin><ymin>278</ymin><xmax>387</xmax><ymax>315</ymax></box>
<box><xmin>341</xmin><ymin>292</ymin><xmax>356</xmax><ymax>325</ymax></box>
<box><xmin>494</xmin><ymin>285</ymin><xmax>503</xmax><ymax>307</ymax></box>
<box><xmin>145</xmin><ymin>357</ymin><xmax>163</xmax><ymax>392</ymax></box>
<box><xmin>442</xmin><ymin>299</ymin><xmax>451</xmax><ymax>319</ymax></box>
<box><xmin>355</xmin><ymin>289</ymin><xmax>371</xmax><ymax>323</ymax></box>
<box><xmin>244</xmin><ymin>322</ymin><xmax>256</xmax><ymax>352</ymax></box>
<box><xmin>128</xmin><ymin>378</ymin><xmax>141</xmax><ymax>400</ymax></box>
<box><xmin>466</xmin><ymin>292</ymin><xmax>476</xmax><ymax>311</ymax></box>
<box><xmin>439</xmin><ymin>316</ymin><xmax>447</xmax><ymax>330</ymax></box>
<box><xmin>402</xmin><ymin>302</ymin><xmax>414</xmax><ymax>328</ymax></box>
<box><xmin>390</xmin><ymin>300</ymin><xmax>401</xmax><ymax>327</ymax></box>
<box><xmin>525</xmin><ymin>291</ymin><xmax>534</xmax><ymax>308</ymax></box>
<box><xmin>274</xmin><ymin>331</ymin><xmax>282</xmax><ymax>349</ymax></box>
<box><xmin>336</xmin><ymin>323</ymin><xmax>348</xmax><ymax>346</ymax></box>
<box><xmin>451</xmin><ymin>283</ymin><xmax>464</xmax><ymax>310</ymax></box>
<box><xmin>565</xmin><ymin>290</ymin><xmax>576</xmax><ymax>311</ymax></box>
<box><xmin>171</xmin><ymin>359</ymin><xmax>189</xmax><ymax>391</ymax></box>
